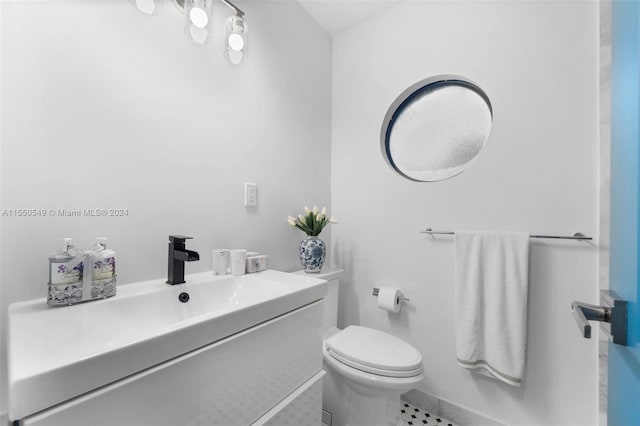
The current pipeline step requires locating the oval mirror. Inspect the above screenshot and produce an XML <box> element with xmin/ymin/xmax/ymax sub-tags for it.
<box><xmin>380</xmin><ymin>76</ymin><xmax>493</xmax><ymax>182</ymax></box>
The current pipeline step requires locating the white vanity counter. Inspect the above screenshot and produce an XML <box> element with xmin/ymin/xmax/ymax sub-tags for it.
<box><xmin>9</xmin><ymin>270</ymin><xmax>327</xmax><ymax>423</ymax></box>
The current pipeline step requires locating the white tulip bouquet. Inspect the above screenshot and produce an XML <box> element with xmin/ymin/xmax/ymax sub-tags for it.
<box><xmin>287</xmin><ymin>206</ymin><xmax>337</xmax><ymax>237</ymax></box>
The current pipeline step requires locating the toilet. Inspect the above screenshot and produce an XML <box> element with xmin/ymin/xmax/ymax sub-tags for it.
<box><xmin>295</xmin><ymin>269</ymin><xmax>424</xmax><ymax>426</ymax></box>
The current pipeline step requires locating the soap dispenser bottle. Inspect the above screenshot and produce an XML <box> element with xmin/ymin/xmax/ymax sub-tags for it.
<box><xmin>48</xmin><ymin>238</ymin><xmax>84</xmax><ymax>305</ymax></box>
<box><xmin>89</xmin><ymin>237</ymin><xmax>116</xmax><ymax>299</ymax></box>
<box><xmin>48</xmin><ymin>238</ymin><xmax>73</xmax><ymax>284</ymax></box>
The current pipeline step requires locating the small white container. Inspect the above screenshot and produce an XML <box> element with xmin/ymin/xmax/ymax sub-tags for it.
<box><xmin>212</xmin><ymin>249</ymin><xmax>230</xmax><ymax>275</ymax></box>
<box><xmin>229</xmin><ymin>249</ymin><xmax>247</xmax><ymax>276</ymax></box>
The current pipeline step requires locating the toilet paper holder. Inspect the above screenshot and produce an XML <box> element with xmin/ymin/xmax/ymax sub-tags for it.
<box><xmin>372</xmin><ymin>288</ymin><xmax>410</xmax><ymax>303</ymax></box>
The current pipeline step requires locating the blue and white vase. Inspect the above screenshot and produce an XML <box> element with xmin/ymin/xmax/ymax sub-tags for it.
<box><xmin>299</xmin><ymin>236</ymin><xmax>326</xmax><ymax>273</ymax></box>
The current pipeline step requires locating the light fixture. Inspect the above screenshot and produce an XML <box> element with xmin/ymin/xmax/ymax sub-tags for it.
<box><xmin>182</xmin><ymin>0</ymin><xmax>214</xmax><ymax>45</ymax></box>
<box><xmin>130</xmin><ymin>0</ymin><xmax>164</xmax><ymax>15</ymax></box>
<box><xmin>222</xmin><ymin>0</ymin><xmax>248</xmax><ymax>65</ymax></box>
<box><xmin>131</xmin><ymin>0</ymin><xmax>248</xmax><ymax>62</ymax></box>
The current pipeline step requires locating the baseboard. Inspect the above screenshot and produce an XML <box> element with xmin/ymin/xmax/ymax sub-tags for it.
<box><xmin>401</xmin><ymin>390</ymin><xmax>505</xmax><ymax>426</ymax></box>
<box><xmin>401</xmin><ymin>389</ymin><xmax>438</xmax><ymax>414</ymax></box>
<box><xmin>322</xmin><ymin>408</ymin><xmax>332</xmax><ymax>426</ymax></box>
<box><xmin>1</xmin><ymin>410</ymin><xmax>8</xmax><ymax>426</ymax></box>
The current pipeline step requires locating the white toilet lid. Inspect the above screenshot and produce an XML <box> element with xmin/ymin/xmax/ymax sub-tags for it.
<box><xmin>325</xmin><ymin>326</ymin><xmax>423</xmax><ymax>376</ymax></box>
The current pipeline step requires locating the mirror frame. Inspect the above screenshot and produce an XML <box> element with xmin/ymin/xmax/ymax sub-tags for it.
<box><xmin>380</xmin><ymin>75</ymin><xmax>493</xmax><ymax>182</ymax></box>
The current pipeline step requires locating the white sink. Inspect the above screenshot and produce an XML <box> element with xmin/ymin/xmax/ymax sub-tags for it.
<box><xmin>8</xmin><ymin>270</ymin><xmax>327</xmax><ymax>420</ymax></box>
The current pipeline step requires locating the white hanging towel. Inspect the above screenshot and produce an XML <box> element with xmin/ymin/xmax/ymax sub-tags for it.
<box><xmin>454</xmin><ymin>231</ymin><xmax>530</xmax><ymax>386</ymax></box>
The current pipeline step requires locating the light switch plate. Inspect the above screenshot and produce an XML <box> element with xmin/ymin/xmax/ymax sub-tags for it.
<box><xmin>244</xmin><ymin>183</ymin><xmax>257</xmax><ymax>207</ymax></box>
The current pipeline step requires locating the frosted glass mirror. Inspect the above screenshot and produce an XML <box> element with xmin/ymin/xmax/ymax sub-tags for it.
<box><xmin>381</xmin><ymin>76</ymin><xmax>493</xmax><ymax>182</ymax></box>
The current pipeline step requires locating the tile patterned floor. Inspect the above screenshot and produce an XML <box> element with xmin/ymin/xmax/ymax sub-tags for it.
<box><xmin>399</xmin><ymin>402</ymin><xmax>458</xmax><ymax>426</ymax></box>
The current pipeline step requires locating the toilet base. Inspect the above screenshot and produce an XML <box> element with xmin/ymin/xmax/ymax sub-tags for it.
<box><xmin>345</xmin><ymin>391</ymin><xmax>401</xmax><ymax>426</ymax></box>
<box><xmin>323</xmin><ymin>364</ymin><xmax>402</xmax><ymax>426</ymax></box>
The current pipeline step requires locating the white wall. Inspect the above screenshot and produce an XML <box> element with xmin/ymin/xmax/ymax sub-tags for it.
<box><xmin>0</xmin><ymin>0</ymin><xmax>332</xmax><ymax>416</ymax></box>
<box><xmin>331</xmin><ymin>2</ymin><xmax>599</xmax><ymax>425</ymax></box>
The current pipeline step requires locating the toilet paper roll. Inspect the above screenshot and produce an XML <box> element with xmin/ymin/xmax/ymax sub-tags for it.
<box><xmin>377</xmin><ymin>287</ymin><xmax>402</xmax><ymax>313</ymax></box>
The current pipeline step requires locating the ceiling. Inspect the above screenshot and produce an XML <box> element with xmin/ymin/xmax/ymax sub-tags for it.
<box><xmin>296</xmin><ymin>0</ymin><xmax>405</xmax><ymax>36</ymax></box>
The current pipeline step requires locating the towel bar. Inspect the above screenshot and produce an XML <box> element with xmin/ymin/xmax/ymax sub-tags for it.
<box><xmin>421</xmin><ymin>228</ymin><xmax>592</xmax><ymax>241</ymax></box>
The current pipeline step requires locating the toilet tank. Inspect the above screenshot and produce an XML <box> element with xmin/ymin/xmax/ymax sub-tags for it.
<box><xmin>293</xmin><ymin>268</ymin><xmax>343</xmax><ymax>330</ymax></box>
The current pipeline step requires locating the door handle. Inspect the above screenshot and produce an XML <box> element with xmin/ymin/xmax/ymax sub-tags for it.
<box><xmin>571</xmin><ymin>302</ymin><xmax>610</xmax><ymax>338</ymax></box>
<box><xmin>571</xmin><ymin>290</ymin><xmax>628</xmax><ymax>345</ymax></box>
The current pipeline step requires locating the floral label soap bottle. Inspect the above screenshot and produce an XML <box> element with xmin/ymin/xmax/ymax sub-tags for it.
<box><xmin>47</xmin><ymin>237</ymin><xmax>117</xmax><ymax>306</ymax></box>
<box><xmin>89</xmin><ymin>237</ymin><xmax>117</xmax><ymax>299</ymax></box>
<box><xmin>47</xmin><ymin>238</ymin><xmax>84</xmax><ymax>305</ymax></box>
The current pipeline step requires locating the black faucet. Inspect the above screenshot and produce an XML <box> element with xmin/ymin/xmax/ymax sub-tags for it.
<box><xmin>167</xmin><ymin>235</ymin><xmax>200</xmax><ymax>285</ymax></box>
